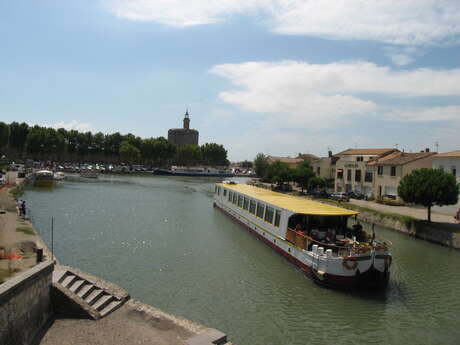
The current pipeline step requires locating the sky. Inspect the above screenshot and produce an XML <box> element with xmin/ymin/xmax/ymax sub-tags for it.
<box><xmin>1</xmin><ymin>0</ymin><xmax>460</xmax><ymax>161</ymax></box>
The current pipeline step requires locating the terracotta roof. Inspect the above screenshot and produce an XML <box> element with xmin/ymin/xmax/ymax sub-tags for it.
<box><xmin>435</xmin><ymin>150</ymin><xmax>460</xmax><ymax>158</ymax></box>
<box><xmin>335</xmin><ymin>148</ymin><xmax>397</xmax><ymax>156</ymax></box>
<box><xmin>297</xmin><ymin>153</ymin><xmax>320</xmax><ymax>161</ymax></box>
<box><xmin>267</xmin><ymin>156</ymin><xmax>303</xmax><ymax>164</ymax></box>
<box><xmin>367</xmin><ymin>152</ymin><xmax>436</xmax><ymax>166</ymax></box>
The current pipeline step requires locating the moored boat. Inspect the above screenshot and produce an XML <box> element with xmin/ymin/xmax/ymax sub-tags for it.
<box><xmin>153</xmin><ymin>166</ymin><xmax>233</xmax><ymax>177</ymax></box>
<box><xmin>54</xmin><ymin>171</ymin><xmax>66</xmax><ymax>181</ymax></box>
<box><xmin>213</xmin><ymin>182</ymin><xmax>392</xmax><ymax>289</ymax></box>
<box><xmin>80</xmin><ymin>169</ymin><xmax>99</xmax><ymax>179</ymax></box>
<box><xmin>33</xmin><ymin>170</ymin><xmax>55</xmax><ymax>187</ymax></box>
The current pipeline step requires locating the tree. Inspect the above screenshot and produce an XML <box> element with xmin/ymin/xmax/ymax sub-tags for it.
<box><xmin>0</xmin><ymin>122</ymin><xmax>10</xmax><ymax>152</ymax></box>
<box><xmin>119</xmin><ymin>141</ymin><xmax>140</xmax><ymax>164</ymax></box>
<box><xmin>254</xmin><ymin>153</ymin><xmax>269</xmax><ymax>178</ymax></box>
<box><xmin>8</xmin><ymin>122</ymin><xmax>29</xmax><ymax>155</ymax></box>
<box><xmin>398</xmin><ymin>168</ymin><xmax>459</xmax><ymax>222</ymax></box>
<box><xmin>293</xmin><ymin>165</ymin><xmax>315</xmax><ymax>192</ymax></box>
<box><xmin>200</xmin><ymin>143</ymin><xmax>228</xmax><ymax>166</ymax></box>
<box><xmin>174</xmin><ymin>145</ymin><xmax>201</xmax><ymax>166</ymax></box>
<box><xmin>308</xmin><ymin>176</ymin><xmax>327</xmax><ymax>191</ymax></box>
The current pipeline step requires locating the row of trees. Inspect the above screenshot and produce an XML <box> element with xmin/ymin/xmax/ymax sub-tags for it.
<box><xmin>253</xmin><ymin>153</ymin><xmax>331</xmax><ymax>192</ymax></box>
<box><xmin>0</xmin><ymin>121</ymin><xmax>228</xmax><ymax>166</ymax></box>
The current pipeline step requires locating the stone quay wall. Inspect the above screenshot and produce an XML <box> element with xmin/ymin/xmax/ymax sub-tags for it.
<box><xmin>0</xmin><ymin>260</ymin><xmax>54</xmax><ymax>345</ymax></box>
<box><xmin>356</xmin><ymin>210</ymin><xmax>460</xmax><ymax>249</ymax></box>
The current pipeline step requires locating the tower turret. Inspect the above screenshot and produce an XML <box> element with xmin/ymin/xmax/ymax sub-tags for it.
<box><xmin>183</xmin><ymin>109</ymin><xmax>190</xmax><ymax>130</ymax></box>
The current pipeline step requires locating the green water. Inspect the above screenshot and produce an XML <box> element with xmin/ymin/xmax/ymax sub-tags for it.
<box><xmin>23</xmin><ymin>175</ymin><xmax>460</xmax><ymax>345</ymax></box>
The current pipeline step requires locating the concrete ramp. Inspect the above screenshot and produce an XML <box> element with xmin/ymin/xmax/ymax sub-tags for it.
<box><xmin>52</xmin><ymin>265</ymin><xmax>129</xmax><ymax>319</ymax></box>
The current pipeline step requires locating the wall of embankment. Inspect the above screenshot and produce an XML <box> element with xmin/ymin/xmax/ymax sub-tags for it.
<box><xmin>356</xmin><ymin>210</ymin><xmax>460</xmax><ymax>249</ymax></box>
<box><xmin>0</xmin><ymin>260</ymin><xmax>54</xmax><ymax>345</ymax></box>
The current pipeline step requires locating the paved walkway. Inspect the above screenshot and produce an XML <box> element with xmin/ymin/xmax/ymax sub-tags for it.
<box><xmin>349</xmin><ymin>199</ymin><xmax>458</xmax><ymax>224</ymax></box>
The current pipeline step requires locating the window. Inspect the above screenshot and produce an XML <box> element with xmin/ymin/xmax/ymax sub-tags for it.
<box><xmin>238</xmin><ymin>195</ymin><xmax>243</xmax><ymax>207</ymax></box>
<box><xmin>228</xmin><ymin>191</ymin><xmax>232</xmax><ymax>202</ymax></box>
<box><xmin>452</xmin><ymin>167</ymin><xmax>457</xmax><ymax>177</ymax></box>
<box><xmin>355</xmin><ymin>170</ymin><xmax>362</xmax><ymax>182</ymax></box>
<box><xmin>214</xmin><ymin>185</ymin><xmax>217</xmax><ymax>194</ymax></box>
<box><xmin>274</xmin><ymin>210</ymin><xmax>281</xmax><ymax>227</ymax></box>
<box><xmin>365</xmin><ymin>172</ymin><xmax>373</xmax><ymax>183</ymax></box>
<box><xmin>232</xmin><ymin>193</ymin><xmax>237</xmax><ymax>204</ymax></box>
<box><xmin>390</xmin><ymin>166</ymin><xmax>396</xmax><ymax>176</ymax></box>
<box><xmin>264</xmin><ymin>206</ymin><xmax>274</xmax><ymax>223</ymax></box>
<box><xmin>347</xmin><ymin>169</ymin><xmax>352</xmax><ymax>181</ymax></box>
<box><xmin>378</xmin><ymin>166</ymin><xmax>383</xmax><ymax>175</ymax></box>
<box><xmin>243</xmin><ymin>197</ymin><xmax>249</xmax><ymax>210</ymax></box>
<box><xmin>356</xmin><ymin>156</ymin><xmax>364</xmax><ymax>162</ymax></box>
<box><xmin>223</xmin><ymin>189</ymin><xmax>227</xmax><ymax>197</ymax></box>
<box><xmin>316</xmin><ymin>167</ymin><xmax>320</xmax><ymax>175</ymax></box>
<box><xmin>439</xmin><ymin>165</ymin><xmax>444</xmax><ymax>171</ymax></box>
<box><xmin>249</xmin><ymin>200</ymin><xmax>256</xmax><ymax>214</ymax></box>
<box><xmin>256</xmin><ymin>203</ymin><xmax>265</xmax><ymax>218</ymax></box>
<box><xmin>337</xmin><ymin>169</ymin><xmax>343</xmax><ymax>179</ymax></box>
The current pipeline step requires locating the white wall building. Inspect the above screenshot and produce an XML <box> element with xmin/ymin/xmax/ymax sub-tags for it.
<box><xmin>432</xmin><ymin>149</ymin><xmax>460</xmax><ymax>215</ymax></box>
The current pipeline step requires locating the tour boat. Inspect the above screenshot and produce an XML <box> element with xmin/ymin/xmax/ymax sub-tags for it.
<box><xmin>213</xmin><ymin>182</ymin><xmax>392</xmax><ymax>289</ymax></box>
<box><xmin>54</xmin><ymin>171</ymin><xmax>66</xmax><ymax>181</ymax></box>
<box><xmin>153</xmin><ymin>166</ymin><xmax>233</xmax><ymax>177</ymax></box>
<box><xmin>33</xmin><ymin>170</ymin><xmax>55</xmax><ymax>187</ymax></box>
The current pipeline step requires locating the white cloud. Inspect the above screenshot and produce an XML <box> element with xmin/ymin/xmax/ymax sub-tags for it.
<box><xmin>52</xmin><ymin>120</ymin><xmax>93</xmax><ymax>132</ymax></box>
<box><xmin>210</xmin><ymin>60</ymin><xmax>460</xmax><ymax>128</ymax></box>
<box><xmin>384</xmin><ymin>46</ymin><xmax>419</xmax><ymax>66</ymax></box>
<box><xmin>104</xmin><ymin>0</ymin><xmax>460</xmax><ymax>46</ymax></box>
<box><xmin>384</xmin><ymin>106</ymin><xmax>460</xmax><ymax>123</ymax></box>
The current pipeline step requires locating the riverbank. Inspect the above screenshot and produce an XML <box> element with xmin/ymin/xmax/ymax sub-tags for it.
<box><xmin>0</xmin><ymin>172</ymin><xmax>51</xmax><ymax>283</ymax></box>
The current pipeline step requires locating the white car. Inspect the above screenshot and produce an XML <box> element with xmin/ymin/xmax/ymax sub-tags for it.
<box><xmin>0</xmin><ymin>175</ymin><xmax>5</xmax><ymax>185</ymax></box>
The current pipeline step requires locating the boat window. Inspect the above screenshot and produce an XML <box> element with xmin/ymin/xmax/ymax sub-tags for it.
<box><xmin>264</xmin><ymin>206</ymin><xmax>274</xmax><ymax>223</ymax></box>
<box><xmin>232</xmin><ymin>193</ymin><xmax>237</xmax><ymax>204</ymax></box>
<box><xmin>217</xmin><ymin>186</ymin><xmax>221</xmax><ymax>195</ymax></box>
<box><xmin>249</xmin><ymin>200</ymin><xmax>256</xmax><ymax>214</ymax></box>
<box><xmin>228</xmin><ymin>191</ymin><xmax>232</xmax><ymax>202</ymax></box>
<box><xmin>215</xmin><ymin>185</ymin><xmax>217</xmax><ymax>194</ymax></box>
<box><xmin>256</xmin><ymin>203</ymin><xmax>265</xmax><ymax>218</ymax></box>
<box><xmin>243</xmin><ymin>197</ymin><xmax>249</xmax><ymax>210</ymax></box>
<box><xmin>274</xmin><ymin>210</ymin><xmax>281</xmax><ymax>227</ymax></box>
<box><xmin>238</xmin><ymin>195</ymin><xmax>243</xmax><ymax>207</ymax></box>
<box><xmin>223</xmin><ymin>189</ymin><xmax>227</xmax><ymax>197</ymax></box>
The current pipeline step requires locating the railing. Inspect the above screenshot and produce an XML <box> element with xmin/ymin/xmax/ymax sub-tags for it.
<box><xmin>285</xmin><ymin>228</ymin><xmax>390</xmax><ymax>257</ymax></box>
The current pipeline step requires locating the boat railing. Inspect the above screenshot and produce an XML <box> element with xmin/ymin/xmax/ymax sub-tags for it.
<box><xmin>285</xmin><ymin>228</ymin><xmax>390</xmax><ymax>257</ymax></box>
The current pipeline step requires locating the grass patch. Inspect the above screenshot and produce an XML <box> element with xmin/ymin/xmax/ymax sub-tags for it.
<box><xmin>16</xmin><ymin>227</ymin><xmax>35</xmax><ymax>235</ymax></box>
<box><xmin>9</xmin><ymin>185</ymin><xmax>24</xmax><ymax>199</ymax></box>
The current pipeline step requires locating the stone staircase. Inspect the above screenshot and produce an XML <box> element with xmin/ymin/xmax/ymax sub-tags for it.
<box><xmin>52</xmin><ymin>265</ymin><xmax>129</xmax><ymax>319</ymax></box>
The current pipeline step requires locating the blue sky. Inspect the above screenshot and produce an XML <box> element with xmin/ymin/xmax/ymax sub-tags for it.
<box><xmin>1</xmin><ymin>0</ymin><xmax>460</xmax><ymax>161</ymax></box>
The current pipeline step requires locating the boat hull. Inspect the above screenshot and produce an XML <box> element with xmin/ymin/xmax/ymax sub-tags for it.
<box><xmin>214</xmin><ymin>202</ymin><xmax>389</xmax><ymax>290</ymax></box>
<box><xmin>34</xmin><ymin>179</ymin><xmax>54</xmax><ymax>187</ymax></box>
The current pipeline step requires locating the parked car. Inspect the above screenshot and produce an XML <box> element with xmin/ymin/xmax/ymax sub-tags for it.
<box><xmin>310</xmin><ymin>190</ymin><xmax>330</xmax><ymax>198</ymax></box>
<box><xmin>330</xmin><ymin>192</ymin><xmax>350</xmax><ymax>202</ymax></box>
<box><xmin>347</xmin><ymin>191</ymin><xmax>365</xmax><ymax>200</ymax></box>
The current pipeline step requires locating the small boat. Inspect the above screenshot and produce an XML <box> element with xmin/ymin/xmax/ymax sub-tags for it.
<box><xmin>153</xmin><ymin>166</ymin><xmax>233</xmax><ymax>177</ymax></box>
<box><xmin>54</xmin><ymin>172</ymin><xmax>65</xmax><ymax>181</ymax></box>
<box><xmin>33</xmin><ymin>170</ymin><xmax>55</xmax><ymax>187</ymax></box>
<box><xmin>80</xmin><ymin>169</ymin><xmax>99</xmax><ymax>179</ymax></box>
<box><xmin>213</xmin><ymin>182</ymin><xmax>392</xmax><ymax>290</ymax></box>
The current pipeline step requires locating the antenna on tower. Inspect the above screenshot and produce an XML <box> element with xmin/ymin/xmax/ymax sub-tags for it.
<box><xmin>435</xmin><ymin>141</ymin><xmax>439</xmax><ymax>153</ymax></box>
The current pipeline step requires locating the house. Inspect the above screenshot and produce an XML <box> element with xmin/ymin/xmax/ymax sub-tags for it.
<box><xmin>367</xmin><ymin>150</ymin><xmax>436</xmax><ymax>200</ymax></box>
<box><xmin>266</xmin><ymin>156</ymin><xmax>304</xmax><ymax>169</ymax></box>
<box><xmin>310</xmin><ymin>151</ymin><xmax>338</xmax><ymax>180</ymax></box>
<box><xmin>432</xmin><ymin>149</ymin><xmax>460</xmax><ymax>182</ymax></box>
<box><xmin>334</xmin><ymin>148</ymin><xmax>398</xmax><ymax>195</ymax></box>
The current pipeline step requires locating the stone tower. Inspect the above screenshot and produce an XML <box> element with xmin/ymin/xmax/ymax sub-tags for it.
<box><xmin>168</xmin><ymin>110</ymin><xmax>199</xmax><ymax>146</ymax></box>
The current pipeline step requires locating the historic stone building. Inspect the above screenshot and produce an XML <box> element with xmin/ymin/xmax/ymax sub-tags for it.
<box><xmin>168</xmin><ymin>110</ymin><xmax>199</xmax><ymax>146</ymax></box>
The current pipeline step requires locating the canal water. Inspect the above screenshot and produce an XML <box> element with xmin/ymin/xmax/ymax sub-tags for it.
<box><xmin>23</xmin><ymin>175</ymin><xmax>460</xmax><ymax>345</ymax></box>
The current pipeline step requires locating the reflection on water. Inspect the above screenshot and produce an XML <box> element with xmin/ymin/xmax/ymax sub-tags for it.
<box><xmin>23</xmin><ymin>176</ymin><xmax>460</xmax><ymax>345</ymax></box>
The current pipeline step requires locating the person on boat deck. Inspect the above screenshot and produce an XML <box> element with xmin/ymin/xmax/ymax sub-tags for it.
<box><xmin>295</xmin><ymin>223</ymin><xmax>304</xmax><ymax>233</ymax></box>
<box><xmin>325</xmin><ymin>229</ymin><xmax>336</xmax><ymax>243</ymax></box>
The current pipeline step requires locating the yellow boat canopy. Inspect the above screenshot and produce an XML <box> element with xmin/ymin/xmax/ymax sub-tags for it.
<box><xmin>218</xmin><ymin>183</ymin><xmax>358</xmax><ymax>216</ymax></box>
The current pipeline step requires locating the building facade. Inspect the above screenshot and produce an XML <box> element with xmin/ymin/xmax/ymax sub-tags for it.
<box><xmin>310</xmin><ymin>151</ymin><xmax>338</xmax><ymax>180</ymax></box>
<box><xmin>368</xmin><ymin>151</ymin><xmax>435</xmax><ymax>200</ymax></box>
<box><xmin>432</xmin><ymin>150</ymin><xmax>460</xmax><ymax>182</ymax></box>
<box><xmin>168</xmin><ymin>110</ymin><xmax>199</xmax><ymax>146</ymax></box>
<box><xmin>334</xmin><ymin>148</ymin><xmax>397</xmax><ymax>195</ymax></box>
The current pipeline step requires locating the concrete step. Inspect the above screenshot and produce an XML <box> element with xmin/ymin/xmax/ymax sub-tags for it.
<box><xmin>61</xmin><ymin>274</ymin><xmax>78</xmax><ymax>288</ymax></box>
<box><xmin>77</xmin><ymin>283</ymin><xmax>95</xmax><ymax>299</ymax></box>
<box><xmin>93</xmin><ymin>294</ymin><xmax>114</xmax><ymax>311</ymax></box>
<box><xmin>69</xmin><ymin>279</ymin><xmax>86</xmax><ymax>293</ymax></box>
<box><xmin>99</xmin><ymin>300</ymin><xmax>123</xmax><ymax>317</ymax></box>
<box><xmin>52</xmin><ymin>269</ymin><xmax>67</xmax><ymax>284</ymax></box>
<box><xmin>85</xmin><ymin>288</ymin><xmax>104</xmax><ymax>305</ymax></box>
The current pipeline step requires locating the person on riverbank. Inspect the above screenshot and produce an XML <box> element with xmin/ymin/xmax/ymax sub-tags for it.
<box><xmin>17</xmin><ymin>199</ymin><xmax>23</xmax><ymax>216</ymax></box>
<box><xmin>21</xmin><ymin>200</ymin><xmax>26</xmax><ymax>218</ymax></box>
